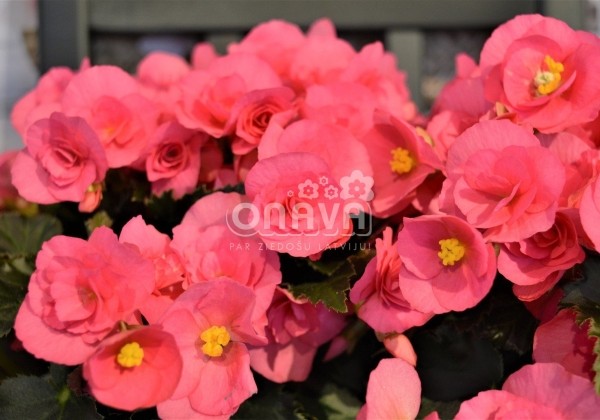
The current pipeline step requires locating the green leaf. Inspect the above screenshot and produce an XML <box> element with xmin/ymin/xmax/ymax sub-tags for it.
<box><xmin>287</xmin><ymin>262</ymin><xmax>354</xmax><ymax>313</ymax></box>
<box><xmin>307</xmin><ymin>258</ymin><xmax>347</xmax><ymax>277</ymax></box>
<box><xmin>0</xmin><ymin>212</ymin><xmax>62</xmax><ymax>255</ymax></box>
<box><xmin>587</xmin><ymin>318</ymin><xmax>600</xmax><ymax>395</ymax></box>
<box><xmin>0</xmin><ymin>256</ymin><xmax>35</xmax><ymax>337</ymax></box>
<box><xmin>287</xmin><ymin>248</ymin><xmax>375</xmax><ymax>313</ymax></box>
<box><xmin>0</xmin><ymin>374</ymin><xmax>100</xmax><ymax>420</ymax></box>
<box><xmin>318</xmin><ymin>383</ymin><xmax>361</xmax><ymax>420</ymax></box>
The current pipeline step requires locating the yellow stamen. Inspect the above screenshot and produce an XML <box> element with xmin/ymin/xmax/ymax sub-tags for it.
<box><xmin>390</xmin><ymin>147</ymin><xmax>416</xmax><ymax>175</ymax></box>
<box><xmin>534</xmin><ymin>55</ymin><xmax>564</xmax><ymax>96</ymax></box>
<box><xmin>116</xmin><ymin>342</ymin><xmax>144</xmax><ymax>368</ymax></box>
<box><xmin>438</xmin><ymin>238</ymin><xmax>466</xmax><ymax>266</ymax></box>
<box><xmin>416</xmin><ymin>127</ymin><xmax>435</xmax><ymax>147</ymax></box>
<box><xmin>200</xmin><ymin>326</ymin><xmax>231</xmax><ymax>357</ymax></box>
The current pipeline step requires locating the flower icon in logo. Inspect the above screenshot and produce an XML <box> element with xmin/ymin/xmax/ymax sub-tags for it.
<box><xmin>324</xmin><ymin>184</ymin><xmax>339</xmax><ymax>200</ymax></box>
<box><xmin>298</xmin><ymin>179</ymin><xmax>319</xmax><ymax>199</ymax></box>
<box><xmin>340</xmin><ymin>170</ymin><xmax>374</xmax><ymax>201</ymax></box>
<box><xmin>319</xmin><ymin>176</ymin><xmax>329</xmax><ymax>186</ymax></box>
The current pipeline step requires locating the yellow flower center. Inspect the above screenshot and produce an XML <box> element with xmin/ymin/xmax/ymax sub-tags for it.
<box><xmin>116</xmin><ymin>342</ymin><xmax>144</xmax><ymax>368</ymax></box>
<box><xmin>200</xmin><ymin>325</ymin><xmax>231</xmax><ymax>357</ymax></box>
<box><xmin>534</xmin><ymin>55</ymin><xmax>564</xmax><ymax>96</ymax></box>
<box><xmin>438</xmin><ymin>238</ymin><xmax>465</xmax><ymax>266</ymax></box>
<box><xmin>390</xmin><ymin>147</ymin><xmax>416</xmax><ymax>175</ymax></box>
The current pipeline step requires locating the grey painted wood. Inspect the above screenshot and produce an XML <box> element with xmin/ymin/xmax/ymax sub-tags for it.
<box><xmin>86</xmin><ymin>0</ymin><xmax>538</xmax><ymax>31</ymax></box>
<box><xmin>544</xmin><ymin>0</ymin><xmax>585</xmax><ymax>29</ymax></box>
<box><xmin>39</xmin><ymin>0</ymin><xmax>89</xmax><ymax>71</ymax></box>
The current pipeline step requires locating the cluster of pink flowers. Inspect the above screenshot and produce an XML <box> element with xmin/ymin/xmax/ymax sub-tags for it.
<box><xmin>6</xmin><ymin>13</ymin><xmax>600</xmax><ymax>419</ymax></box>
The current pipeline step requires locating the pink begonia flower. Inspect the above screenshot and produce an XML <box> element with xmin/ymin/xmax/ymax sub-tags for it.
<box><xmin>83</xmin><ymin>325</ymin><xmax>183</xmax><ymax>411</ymax></box>
<box><xmin>14</xmin><ymin>227</ymin><xmax>155</xmax><ymax>365</ymax></box>
<box><xmin>533</xmin><ymin>309</ymin><xmax>597</xmax><ymax>380</ymax></box>
<box><xmin>248</xmin><ymin>287</ymin><xmax>346</xmax><ymax>383</ymax></box>
<box><xmin>119</xmin><ymin>216</ymin><xmax>187</xmax><ymax>323</ymax></box>
<box><xmin>191</xmin><ymin>42</ymin><xmax>219</xmax><ymax>70</ymax></box>
<box><xmin>157</xmin><ymin>280</ymin><xmax>267</xmax><ymax>419</ymax></box>
<box><xmin>61</xmin><ymin>65</ymin><xmax>159</xmax><ymax>168</ymax></box>
<box><xmin>440</xmin><ymin>120</ymin><xmax>565</xmax><ymax>242</ymax></box>
<box><xmin>479</xmin><ymin>14</ymin><xmax>600</xmax><ymax>133</ymax></box>
<box><xmin>258</xmin><ymin>119</ymin><xmax>373</xmax><ymax>186</ymax></box>
<box><xmin>357</xmin><ymin>358</ymin><xmax>421</xmax><ymax>420</ymax></box>
<box><xmin>350</xmin><ymin>227</ymin><xmax>433</xmax><ymax>334</ymax></box>
<box><xmin>427</xmin><ymin>54</ymin><xmax>492</xmax><ymax>162</ymax></box>
<box><xmin>11</xmin><ymin>112</ymin><xmax>108</xmax><ymax>205</ymax></box>
<box><xmin>537</xmin><ymin>131</ymin><xmax>595</xmax><ymax>209</ymax></box>
<box><xmin>176</xmin><ymin>53</ymin><xmax>282</xmax><ymax>138</ymax></box>
<box><xmin>288</xmin><ymin>22</ymin><xmax>356</xmax><ymax>90</ymax></box>
<box><xmin>397</xmin><ymin>214</ymin><xmax>497</xmax><ymax>314</ymax></box>
<box><xmin>359</xmin><ymin>111</ymin><xmax>441</xmax><ymax>219</ymax></box>
<box><xmin>244</xmin><ymin>152</ymin><xmax>355</xmax><ymax>257</ymax></box>
<box><xmin>143</xmin><ymin>120</ymin><xmax>207</xmax><ymax>199</ymax></box>
<box><xmin>77</xmin><ymin>183</ymin><xmax>103</xmax><ymax>213</ymax></box>
<box><xmin>381</xmin><ymin>333</ymin><xmax>418</xmax><ymax>367</ymax></box>
<box><xmin>340</xmin><ymin>42</ymin><xmax>418</xmax><ymax>123</ymax></box>
<box><xmin>172</xmin><ymin>192</ymin><xmax>281</xmax><ymax>331</ymax></box>
<box><xmin>10</xmin><ymin>66</ymin><xmax>74</xmax><ymax>138</ymax></box>
<box><xmin>301</xmin><ymin>82</ymin><xmax>376</xmax><ymax>139</ymax></box>
<box><xmin>580</xmin><ymin>174</ymin><xmax>600</xmax><ymax>252</ymax></box>
<box><xmin>431</xmin><ymin>53</ymin><xmax>488</xmax><ymax>115</ymax></box>
<box><xmin>498</xmin><ymin>211</ymin><xmax>585</xmax><ymax>301</ymax></box>
<box><xmin>456</xmin><ymin>363</ymin><xmax>600</xmax><ymax>419</ymax></box>
<box><xmin>197</xmin><ymin>138</ymin><xmax>225</xmax><ymax>185</ymax></box>
<box><xmin>226</xmin><ymin>87</ymin><xmax>297</xmax><ymax>156</ymax></box>
<box><xmin>136</xmin><ymin>51</ymin><xmax>191</xmax><ymax>122</ymax></box>
<box><xmin>228</xmin><ymin>19</ymin><xmax>306</xmax><ymax>79</ymax></box>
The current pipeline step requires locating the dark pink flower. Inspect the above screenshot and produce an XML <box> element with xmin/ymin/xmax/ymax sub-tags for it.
<box><xmin>157</xmin><ymin>280</ymin><xmax>266</xmax><ymax>419</ymax></box>
<box><xmin>440</xmin><ymin>120</ymin><xmax>565</xmax><ymax>242</ymax></box>
<box><xmin>480</xmin><ymin>14</ymin><xmax>600</xmax><ymax>133</ymax></box>
<box><xmin>227</xmin><ymin>87</ymin><xmax>297</xmax><ymax>156</ymax></box>
<box><xmin>172</xmin><ymin>192</ymin><xmax>281</xmax><ymax>332</ymax></box>
<box><xmin>83</xmin><ymin>325</ymin><xmax>183</xmax><ymax>411</ymax></box>
<box><xmin>14</xmin><ymin>227</ymin><xmax>155</xmax><ymax>365</ymax></box>
<box><xmin>498</xmin><ymin>211</ymin><xmax>585</xmax><ymax>301</ymax></box>
<box><xmin>228</xmin><ymin>20</ymin><xmax>306</xmax><ymax>78</ymax></box>
<box><xmin>61</xmin><ymin>65</ymin><xmax>159</xmax><ymax>167</ymax></box>
<box><xmin>359</xmin><ymin>111</ymin><xmax>441</xmax><ymax>218</ymax></box>
<box><xmin>456</xmin><ymin>363</ymin><xmax>600</xmax><ymax>419</ymax></box>
<box><xmin>533</xmin><ymin>309</ymin><xmax>597</xmax><ymax>380</ymax></box>
<box><xmin>176</xmin><ymin>54</ymin><xmax>282</xmax><ymax>138</ymax></box>
<box><xmin>258</xmin><ymin>119</ymin><xmax>373</xmax><ymax>186</ymax></box>
<box><xmin>136</xmin><ymin>51</ymin><xmax>191</xmax><ymax>122</ymax></box>
<box><xmin>340</xmin><ymin>42</ymin><xmax>418</xmax><ymax>123</ymax></box>
<box><xmin>580</xmin><ymin>174</ymin><xmax>600</xmax><ymax>251</ymax></box>
<box><xmin>143</xmin><ymin>121</ymin><xmax>207</xmax><ymax>199</ymax></box>
<box><xmin>301</xmin><ymin>82</ymin><xmax>376</xmax><ymax>139</ymax></box>
<box><xmin>350</xmin><ymin>227</ymin><xmax>433</xmax><ymax>334</ymax></box>
<box><xmin>119</xmin><ymin>216</ymin><xmax>187</xmax><ymax>323</ymax></box>
<box><xmin>11</xmin><ymin>112</ymin><xmax>108</xmax><ymax>205</ymax></box>
<box><xmin>288</xmin><ymin>23</ymin><xmax>356</xmax><ymax>90</ymax></box>
<box><xmin>397</xmin><ymin>214</ymin><xmax>497</xmax><ymax>314</ymax></box>
<box><xmin>248</xmin><ymin>287</ymin><xmax>346</xmax><ymax>383</ymax></box>
<box><xmin>244</xmin><ymin>152</ymin><xmax>356</xmax><ymax>257</ymax></box>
